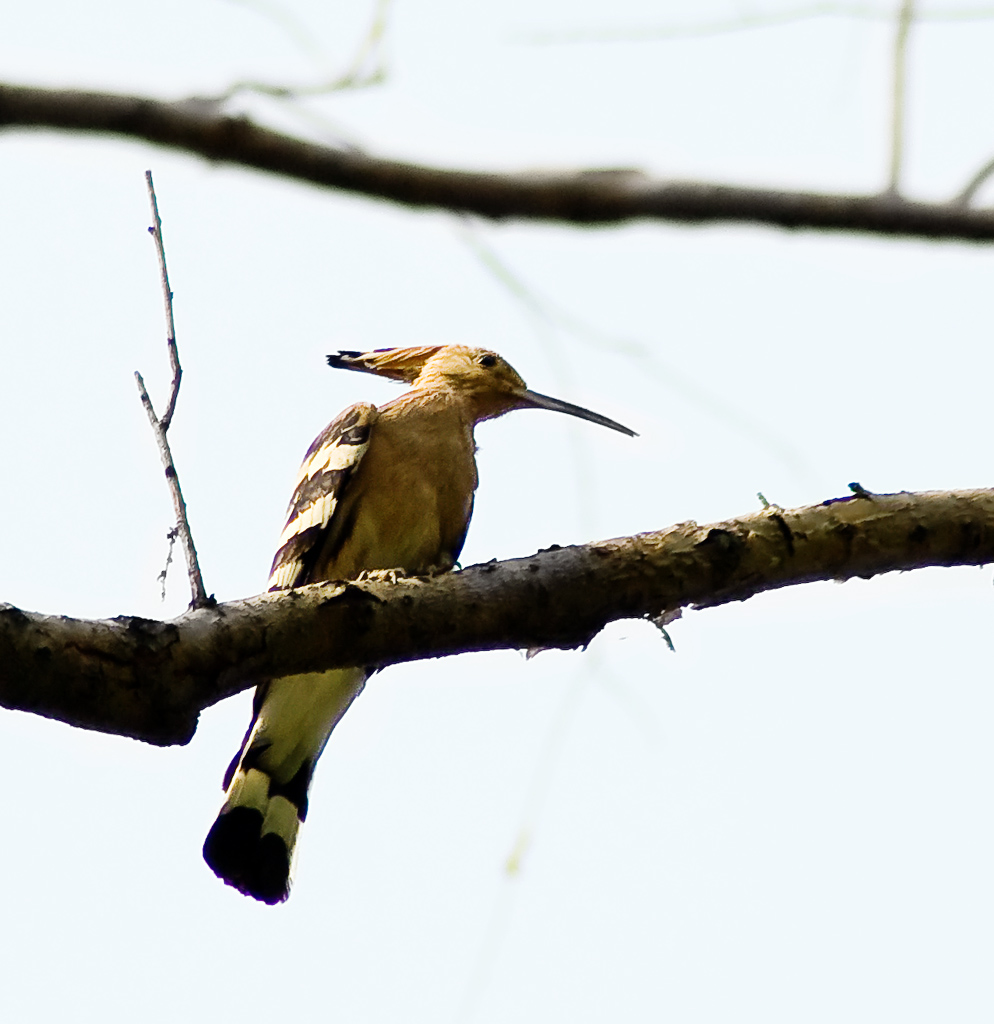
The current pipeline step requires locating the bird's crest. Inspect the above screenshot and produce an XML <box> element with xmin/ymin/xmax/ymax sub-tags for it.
<box><xmin>327</xmin><ymin>347</ymin><xmax>444</xmax><ymax>383</ymax></box>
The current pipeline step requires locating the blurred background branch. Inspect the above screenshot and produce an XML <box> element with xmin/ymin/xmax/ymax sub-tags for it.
<box><xmin>2</xmin><ymin>82</ymin><xmax>994</xmax><ymax>238</ymax></box>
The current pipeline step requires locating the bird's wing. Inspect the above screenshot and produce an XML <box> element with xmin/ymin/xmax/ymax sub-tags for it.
<box><xmin>268</xmin><ymin>401</ymin><xmax>378</xmax><ymax>591</ymax></box>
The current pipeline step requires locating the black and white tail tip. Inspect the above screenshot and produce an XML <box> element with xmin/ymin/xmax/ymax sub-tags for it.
<box><xmin>203</xmin><ymin>806</ymin><xmax>293</xmax><ymax>905</ymax></box>
<box><xmin>203</xmin><ymin>758</ymin><xmax>313</xmax><ymax>905</ymax></box>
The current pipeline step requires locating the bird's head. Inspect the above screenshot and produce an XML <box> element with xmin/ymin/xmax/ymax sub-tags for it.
<box><xmin>327</xmin><ymin>345</ymin><xmax>636</xmax><ymax>436</ymax></box>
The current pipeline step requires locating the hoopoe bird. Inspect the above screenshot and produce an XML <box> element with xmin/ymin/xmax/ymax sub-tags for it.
<box><xmin>202</xmin><ymin>345</ymin><xmax>635</xmax><ymax>903</ymax></box>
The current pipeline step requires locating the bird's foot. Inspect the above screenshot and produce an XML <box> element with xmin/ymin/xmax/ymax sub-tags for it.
<box><xmin>355</xmin><ymin>567</ymin><xmax>409</xmax><ymax>585</ymax></box>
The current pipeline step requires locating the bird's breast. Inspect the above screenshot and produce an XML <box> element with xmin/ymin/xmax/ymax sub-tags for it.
<box><xmin>315</xmin><ymin>406</ymin><xmax>478</xmax><ymax>581</ymax></box>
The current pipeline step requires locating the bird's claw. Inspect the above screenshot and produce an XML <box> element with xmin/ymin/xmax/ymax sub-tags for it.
<box><xmin>355</xmin><ymin>567</ymin><xmax>408</xmax><ymax>584</ymax></box>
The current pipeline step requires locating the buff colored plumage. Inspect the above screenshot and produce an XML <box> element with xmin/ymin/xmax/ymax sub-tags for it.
<box><xmin>203</xmin><ymin>345</ymin><xmax>635</xmax><ymax>903</ymax></box>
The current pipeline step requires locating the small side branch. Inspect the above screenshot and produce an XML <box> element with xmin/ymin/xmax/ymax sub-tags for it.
<box><xmin>137</xmin><ymin>172</ymin><xmax>210</xmax><ymax>609</ymax></box>
<box><xmin>212</xmin><ymin>0</ymin><xmax>390</xmax><ymax>101</ymax></box>
<box><xmin>134</xmin><ymin>373</ymin><xmax>209</xmax><ymax>608</ymax></box>
<box><xmin>145</xmin><ymin>171</ymin><xmax>181</xmax><ymax>429</ymax></box>
<box><xmin>887</xmin><ymin>0</ymin><xmax>915</xmax><ymax>195</ymax></box>
<box><xmin>955</xmin><ymin>155</ymin><xmax>994</xmax><ymax>207</ymax></box>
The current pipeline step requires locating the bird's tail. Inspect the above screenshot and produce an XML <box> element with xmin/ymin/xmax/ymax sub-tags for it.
<box><xmin>203</xmin><ymin>667</ymin><xmax>367</xmax><ymax>904</ymax></box>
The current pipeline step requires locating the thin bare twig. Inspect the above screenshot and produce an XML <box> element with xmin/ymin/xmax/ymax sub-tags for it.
<box><xmin>206</xmin><ymin>68</ymin><xmax>385</xmax><ymax>105</ymax></box>
<box><xmin>955</xmin><ymin>154</ymin><xmax>994</xmax><ymax>206</ymax></box>
<box><xmin>134</xmin><ymin>372</ymin><xmax>210</xmax><ymax>609</ymax></box>
<box><xmin>888</xmin><ymin>0</ymin><xmax>916</xmax><ymax>195</ymax></box>
<box><xmin>339</xmin><ymin>0</ymin><xmax>392</xmax><ymax>85</ymax></box>
<box><xmin>145</xmin><ymin>171</ymin><xmax>181</xmax><ymax>429</ymax></box>
<box><xmin>224</xmin><ymin>0</ymin><xmax>327</xmax><ymax>65</ymax></box>
<box><xmin>157</xmin><ymin>526</ymin><xmax>179</xmax><ymax>601</ymax></box>
<box><xmin>207</xmin><ymin>0</ymin><xmax>391</xmax><ymax>104</ymax></box>
<box><xmin>137</xmin><ymin>171</ymin><xmax>211</xmax><ymax>609</ymax></box>
<box><xmin>517</xmin><ymin>2</ymin><xmax>994</xmax><ymax>44</ymax></box>
<box><xmin>456</xmin><ymin>224</ymin><xmax>812</xmax><ymax>480</ymax></box>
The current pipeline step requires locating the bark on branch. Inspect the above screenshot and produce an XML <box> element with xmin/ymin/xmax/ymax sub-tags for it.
<box><xmin>1</xmin><ymin>488</ymin><xmax>992</xmax><ymax>748</ymax></box>
<box><xmin>3</xmin><ymin>83</ymin><xmax>994</xmax><ymax>240</ymax></box>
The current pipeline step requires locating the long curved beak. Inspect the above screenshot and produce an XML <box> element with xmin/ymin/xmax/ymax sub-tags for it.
<box><xmin>517</xmin><ymin>390</ymin><xmax>637</xmax><ymax>437</ymax></box>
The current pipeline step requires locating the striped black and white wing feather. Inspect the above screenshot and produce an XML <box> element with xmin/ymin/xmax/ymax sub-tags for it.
<box><xmin>268</xmin><ymin>402</ymin><xmax>378</xmax><ymax>591</ymax></box>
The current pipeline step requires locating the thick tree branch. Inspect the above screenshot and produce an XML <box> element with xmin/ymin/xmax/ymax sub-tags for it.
<box><xmin>1</xmin><ymin>488</ymin><xmax>992</xmax><ymax>747</ymax></box>
<box><xmin>3</xmin><ymin>83</ymin><xmax>994</xmax><ymax>240</ymax></box>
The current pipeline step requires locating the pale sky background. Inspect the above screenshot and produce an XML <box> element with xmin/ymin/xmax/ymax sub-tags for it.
<box><xmin>2</xmin><ymin>1</ymin><xmax>994</xmax><ymax>1021</ymax></box>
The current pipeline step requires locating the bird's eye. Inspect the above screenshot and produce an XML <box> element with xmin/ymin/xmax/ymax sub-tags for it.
<box><xmin>478</xmin><ymin>353</ymin><xmax>498</xmax><ymax>368</ymax></box>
